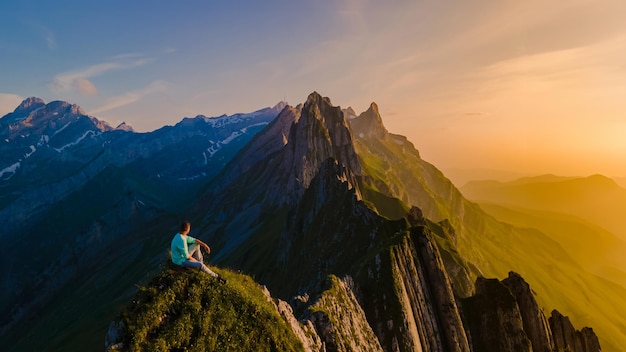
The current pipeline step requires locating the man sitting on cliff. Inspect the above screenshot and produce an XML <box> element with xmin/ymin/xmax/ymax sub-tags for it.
<box><xmin>171</xmin><ymin>220</ymin><xmax>226</xmax><ymax>284</ymax></box>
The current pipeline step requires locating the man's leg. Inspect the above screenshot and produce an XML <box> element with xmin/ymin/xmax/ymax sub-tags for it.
<box><xmin>200</xmin><ymin>263</ymin><xmax>219</xmax><ymax>278</ymax></box>
<box><xmin>188</xmin><ymin>244</ymin><xmax>204</xmax><ymax>263</ymax></box>
<box><xmin>183</xmin><ymin>245</ymin><xmax>224</xmax><ymax>283</ymax></box>
<box><xmin>181</xmin><ymin>259</ymin><xmax>218</xmax><ymax>278</ymax></box>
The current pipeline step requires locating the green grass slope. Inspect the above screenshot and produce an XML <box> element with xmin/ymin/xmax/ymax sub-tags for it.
<box><xmin>113</xmin><ymin>265</ymin><xmax>304</xmax><ymax>352</ymax></box>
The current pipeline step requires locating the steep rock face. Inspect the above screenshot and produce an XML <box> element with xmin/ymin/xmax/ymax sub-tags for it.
<box><xmin>261</xmin><ymin>285</ymin><xmax>323</xmax><ymax>352</ymax></box>
<box><xmin>196</xmin><ymin>92</ymin><xmax>366</xmax><ymax>267</ymax></box>
<box><xmin>385</xmin><ymin>227</ymin><xmax>470</xmax><ymax>352</ymax></box>
<box><xmin>280</xmin><ymin>157</ymin><xmax>380</xmax><ymax>296</ymax></box>
<box><xmin>308</xmin><ymin>275</ymin><xmax>383</xmax><ymax>352</ymax></box>
<box><xmin>579</xmin><ymin>327</ymin><xmax>602</xmax><ymax>352</ymax></box>
<box><xmin>350</xmin><ymin>101</ymin><xmax>621</xmax><ymax>350</ymax></box>
<box><xmin>462</xmin><ymin>277</ymin><xmax>532</xmax><ymax>352</ymax></box>
<box><xmin>502</xmin><ymin>272</ymin><xmax>553</xmax><ymax>352</ymax></box>
<box><xmin>550</xmin><ymin>310</ymin><xmax>601</xmax><ymax>352</ymax></box>
<box><xmin>281</xmin><ymin>92</ymin><xmax>362</xmax><ymax>203</ymax></box>
<box><xmin>462</xmin><ymin>274</ymin><xmax>602</xmax><ymax>352</ymax></box>
<box><xmin>213</xmin><ymin>104</ymin><xmax>300</xmax><ymax>192</ymax></box>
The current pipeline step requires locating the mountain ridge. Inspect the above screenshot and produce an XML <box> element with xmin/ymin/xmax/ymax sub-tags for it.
<box><xmin>175</xmin><ymin>92</ymin><xmax>603</xmax><ymax>351</ymax></box>
<box><xmin>0</xmin><ymin>97</ymin><xmax>284</xmax><ymax>343</ymax></box>
<box><xmin>0</xmin><ymin>93</ymin><xmax>611</xmax><ymax>351</ymax></box>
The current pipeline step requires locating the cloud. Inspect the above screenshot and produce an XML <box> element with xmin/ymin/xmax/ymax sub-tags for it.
<box><xmin>50</xmin><ymin>57</ymin><xmax>152</xmax><ymax>95</ymax></box>
<box><xmin>74</xmin><ymin>78</ymin><xmax>98</xmax><ymax>96</ymax></box>
<box><xmin>24</xmin><ymin>20</ymin><xmax>57</xmax><ymax>49</ymax></box>
<box><xmin>40</xmin><ymin>25</ymin><xmax>56</xmax><ymax>49</ymax></box>
<box><xmin>0</xmin><ymin>94</ymin><xmax>25</xmax><ymax>117</ymax></box>
<box><xmin>90</xmin><ymin>81</ymin><xmax>167</xmax><ymax>115</ymax></box>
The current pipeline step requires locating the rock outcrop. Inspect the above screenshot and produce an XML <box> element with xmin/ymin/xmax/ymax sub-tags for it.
<box><xmin>502</xmin><ymin>272</ymin><xmax>553</xmax><ymax>352</ymax></box>
<box><xmin>550</xmin><ymin>310</ymin><xmax>601</xmax><ymax>352</ymax></box>
<box><xmin>281</xmin><ymin>91</ymin><xmax>362</xmax><ymax>203</ymax></box>
<box><xmin>463</xmin><ymin>277</ymin><xmax>532</xmax><ymax>352</ymax></box>
<box><xmin>462</xmin><ymin>273</ymin><xmax>601</xmax><ymax>352</ymax></box>
<box><xmin>308</xmin><ymin>275</ymin><xmax>383</xmax><ymax>352</ymax></box>
<box><xmin>262</xmin><ymin>285</ymin><xmax>323</xmax><ymax>352</ymax></box>
<box><xmin>349</xmin><ymin>102</ymin><xmax>388</xmax><ymax>140</ymax></box>
<box><xmin>386</xmin><ymin>227</ymin><xmax>471</xmax><ymax>351</ymax></box>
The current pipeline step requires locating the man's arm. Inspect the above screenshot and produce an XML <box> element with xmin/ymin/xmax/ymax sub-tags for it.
<box><xmin>195</xmin><ymin>239</ymin><xmax>211</xmax><ymax>254</ymax></box>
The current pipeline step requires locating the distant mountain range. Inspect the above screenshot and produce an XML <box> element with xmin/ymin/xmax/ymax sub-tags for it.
<box><xmin>0</xmin><ymin>97</ymin><xmax>284</xmax><ymax>349</ymax></box>
<box><xmin>460</xmin><ymin>174</ymin><xmax>626</xmax><ymax>297</ymax></box>
<box><xmin>0</xmin><ymin>93</ymin><xmax>617</xmax><ymax>351</ymax></box>
<box><xmin>615</xmin><ymin>177</ymin><xmax>626</xmax><ymax>188</ymax></box>
<box><xmin>461</xmin><ymin>174</ymin><xmax>626</xmax><ymax>240</ymax></box>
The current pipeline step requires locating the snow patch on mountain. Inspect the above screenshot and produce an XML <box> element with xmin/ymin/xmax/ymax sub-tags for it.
<box><xmin>221</xmin><ymin>131</ymin><xmax>242</xmax><ymax>145</ymax></box>
<box><xmin>207</xmin><ymin>144</ymin><xmax>219</xmax><ymax>157</ymax></box>
<box><xmin>53</xmin><ymin>130</ymin><xmax>97</xmax><ymax>152</ymax></box>
<box><xmin>25</xmin><ymin>145</ymin><xmax>36</xmax><ymax>158</ymax></box>
<box><xmin>0</xmin><ymin>162</ymin><xmax>20</xmax><ymax>179</ymax></box>
<box><xmin>240</xmin><ymin>122</ymin><xmax>269</xmax><ymax>133</ymax></box>
<box><xmin>52</xmin><ymin>120</ymin><xmax>72</xmax><ymax>137</ymax></box>
<box><xmin>178</xmin><ymin>172</ymin><xmax>206</xmax><ymax>181</ymax></box>
<box><xmin>37</xmin><ymin>135</ymin><xmax>49</xmax><ymax>146</ymax></box>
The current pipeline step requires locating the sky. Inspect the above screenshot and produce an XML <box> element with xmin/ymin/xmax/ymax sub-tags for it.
<box><xmin>2</xmin><ymin>0</ymin><xmax>626</xmax><ymax>180</ymax></box>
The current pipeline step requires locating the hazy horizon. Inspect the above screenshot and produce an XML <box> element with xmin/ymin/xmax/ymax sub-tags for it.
<box><xmin>2</xmin><ymin>1</ymin><xmax>625</xmax><ymax>178</ymax></box>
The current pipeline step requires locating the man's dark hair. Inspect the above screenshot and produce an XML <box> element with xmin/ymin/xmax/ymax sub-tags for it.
<box><xmin>180</xmin><ymin>220</ymin><xmax>191</xmax><ymax>232</ymax></box>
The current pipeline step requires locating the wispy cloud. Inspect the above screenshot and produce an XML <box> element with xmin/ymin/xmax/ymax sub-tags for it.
<box><xmin>50</xmin><ymin>57</ymin><xmax>153</xmax><ymax>95</ymax></box>
<box><xmin>39</xmin><ymin>25</ymin><xmax>56</xmax><ymax>49</ymax></box>
<box><xmin>74</xmin><ymin>78</ymin><xmax>98</xmax><ymax>96</ymax></box>
<box><xmin>89</xmin><ymin>80</ymin><xmax>167</xmax><ymax>115</ymax></box>
<box><xmin>25</xmin><ymin>20</ymin><xmax>57</xmax><ymax>49</ymax></box>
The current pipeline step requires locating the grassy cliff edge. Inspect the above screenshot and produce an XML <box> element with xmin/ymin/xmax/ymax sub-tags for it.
<box><xmin>106</xmin><ymin>265</ymin><xmax>304</xmax><ymax>352</ymax></box>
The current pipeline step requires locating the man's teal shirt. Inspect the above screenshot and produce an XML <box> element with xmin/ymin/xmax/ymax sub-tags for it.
<box><xmin>171</xmin><ymin>233</ymin><xmax>196</xmax><ymax>265</ymax></box>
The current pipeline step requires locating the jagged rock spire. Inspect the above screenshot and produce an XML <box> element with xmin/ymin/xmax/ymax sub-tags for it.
<box><xmin>282</xmin><ymin>91</ymin><xmax>362</xmax><ymax>197</ymax></box>
<box><xmin>350</xmin><ymin>101</ymin><xmax>388</xmax><ymax>139</ymax></box>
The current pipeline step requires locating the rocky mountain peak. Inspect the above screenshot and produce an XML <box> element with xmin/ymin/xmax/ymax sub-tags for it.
<box><xmin>502</xmin><ymin>272</ymin><xmax>553</xmax><ymax>352</ymax></box>
<box><xmin>44</xmin><ymin>100</ymin><xmax>88</xmax><ymax>118</ymax></box>
<box><xmin>6</xmin><ymin>100</ymin><xmax>114</xmax><ymax>137</ymax></box>
<box><xmin>286</xmin><ymin>91</ymin><xmax>362</xmax><ymax>192</ymax></box>
<box><xmin>272</xmin><ymin>100</ymin><xmax>288</xmax><ymax>112</ymax></box>
<box><xmin>350</xmin><ymin>102</ymin><xmax>388</xmax><ymax>139</ymax></box>
<box><xmin>0</xmin><ymin>97</ymin><xmax>46</xmax><ymax>126</ymax></box>
<box><xmin>305</xmin><ymin>91</ymin><xmax>332</xmax><ymax>107</ymax></box>
<box><xmin>549</xmin><ymin>310</ymin><xmax>601</xmax><ymax>352</ymax></box>
<box><xmin>342</xmin><ymin>107</ymin><xmax>357</xmax><ymax>120</ymax></box>
<box><xmin>15</xmin><ymin>97</ymin><xmax>45</xmax><ymax>115</ymax></box>
<box><xmin>463</xmin><ymin>274</ymin><xmax>602</xmax><ymax>352</ymax></box>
